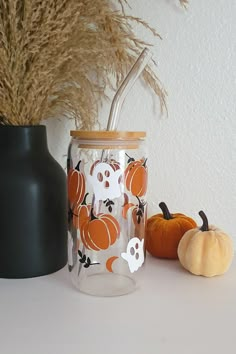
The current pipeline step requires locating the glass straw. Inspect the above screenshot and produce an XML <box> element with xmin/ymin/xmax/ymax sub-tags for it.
<box><xmin>106</xmin><ymin>48</ymin><xmax>152</xmax><ymax>131</ymax></box>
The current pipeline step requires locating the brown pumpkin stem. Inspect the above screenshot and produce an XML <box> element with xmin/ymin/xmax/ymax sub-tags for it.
<box><xmin>90</xmin><ymin>208</ymin><xmax>98</xmax><ymax>221</ymax></box>
<box><xmin>75</xmin><ymin>160</ymin><xmax>82</xmax><ymax>171</ymax></box>
<box><xmin>159</xmin><ymin>202</ymin><xmax>173</xmax><ymax>220</ymax></box>
<box><xmin>199</xmin><ymin>210</ymin><xmax>209</xmax><ymax>231</ymax></box>
<box><xmin>82</xmin><ymin>192</ymin><xmax>89</xmax><ymax>205</ymax></box>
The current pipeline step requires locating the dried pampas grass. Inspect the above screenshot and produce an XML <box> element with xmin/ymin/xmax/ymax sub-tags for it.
<box><xmin>180</xmin><ymin>0</ymin><xmax>189</xmax><ymax>8</ymax></box>
<box><xmin>0</xmin><ymin>0</ymin><xmax>184</xmax><ymax>128</ymax></box>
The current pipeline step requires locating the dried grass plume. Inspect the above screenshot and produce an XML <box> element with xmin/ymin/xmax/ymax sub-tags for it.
<box><xmin>0</xmin><ymin>0</ymin><xmax>185</xmax><ymax>128</ymax></box>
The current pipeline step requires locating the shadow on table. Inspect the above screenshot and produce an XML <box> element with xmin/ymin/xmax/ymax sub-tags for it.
<box><xmin>145</xmin><ymin>253</ymin><xmax>188</xmax><ymax>275</ymax></box>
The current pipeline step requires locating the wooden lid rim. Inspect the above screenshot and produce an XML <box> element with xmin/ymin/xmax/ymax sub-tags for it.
<box><xmin>70</xmin><ymin>130</ymin><xmax>146</xmax><ymax>140</ymax></box>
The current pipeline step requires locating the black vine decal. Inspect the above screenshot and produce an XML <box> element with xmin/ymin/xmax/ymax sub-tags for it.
<box><xmin>135</xmin><ymin>196</ymin><xmax>147</xmax><ymax>224</ymax></box>
<box><xmin>78</xmin><ymin>250</ymin><xmax>100</xmax><ymax>268</ymax></box>
<box><xmin>103</xmin><ymin>198</ymin><xmax>115</xmax><ymax>213</ymax></box>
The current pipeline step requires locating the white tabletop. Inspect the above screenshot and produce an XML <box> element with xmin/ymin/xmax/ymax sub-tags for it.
<box><xmin>0</xmin><ymin>254</ymin><xmax>235</xmax><ymax>354</ymax></box>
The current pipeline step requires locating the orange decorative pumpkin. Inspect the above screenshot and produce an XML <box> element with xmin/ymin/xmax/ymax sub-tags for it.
<box><xmin>80</xmin><ymin>208</ymin><xmax>120</xmax><ymax>251</ymax></box>
<box><xmin>68</xmin><ymin>160</ymin><xmax>85</xmax><ymax>207</ymax></box>
<box><xmin>125</xmin><ymin>156</ymin><xmax>148</xmax><ymax>197</ymax></box>
<box><xmin>146</xmin><ymin>202</ymin><xmax>197</xmax><ymax>259</ymax></box>
<box><xmin>73</xmin><ymin>193</ymin><xmax>91</xmax><ymax>230</ymax></box>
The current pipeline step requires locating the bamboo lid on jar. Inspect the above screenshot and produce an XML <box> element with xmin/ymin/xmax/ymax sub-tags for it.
<box><xmin>70</xmin><ymin>131</ymin><xmax>146</xmax><ymax>140</ymax></box>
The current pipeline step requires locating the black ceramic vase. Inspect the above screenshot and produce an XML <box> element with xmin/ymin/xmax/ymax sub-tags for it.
<box><xmin>0</xmin><ymin>125</ymin><xmax>67</xmax><ymax>278</ymax></box>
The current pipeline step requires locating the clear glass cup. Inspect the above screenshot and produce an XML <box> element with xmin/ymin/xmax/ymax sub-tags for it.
<box><xmin>67</xmin><ymin>131</ymin><xmax>148</xmax><ymax>296</ymax></box>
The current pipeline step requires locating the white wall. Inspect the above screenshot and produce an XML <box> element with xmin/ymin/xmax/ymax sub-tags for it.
<box><xmin>45</xmin><ymin>0</ymin><xmax>236</xmax><ymax>246</ymax></box>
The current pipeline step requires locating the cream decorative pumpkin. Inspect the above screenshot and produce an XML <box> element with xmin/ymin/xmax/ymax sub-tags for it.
<box><xmin>177</xmin><ymin>211</ymin><xmax>234</xmax><ymax>277</ymax></box>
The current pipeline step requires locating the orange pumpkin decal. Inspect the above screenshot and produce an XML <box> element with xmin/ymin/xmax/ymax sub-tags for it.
<box><xmin>125</xmin><ymin>156</ymin><xmax>148</xmax><ymax>197</ymax></box>
<box><xmin>68</xmin><ymin>160</ymin><xmax>85</xmax><ymax>208</ymax></box>
<box><xmin>122</xmin><ymin>196</ymin><xmax>147</xmax><ymax>239</ymax></box>
<box><xmin>106</xmin><ymin>256</ymin><xmax>119</xmax><ymax>272</ymax></box>
<box><xmin>109</xmin><ymin>159</ymin><xmax>121</xmax><ymax>171</ymax></box>
<box><xmin>80</xmin><ymin>208</ymin><xmax>120</xmax><ymax>251</ymax></box>
<box><xmin>122</xmin><ymin>196</ymin><xmax>146</xmax><ymax>225</ymax></box>
<box><xmin>73</xmin><ymin>193</ymin><xmax>91</xmax><ymax>230</ymax></box>
<box><xmin>122</xmin><ymin>202</ymin><xmax>136</xmax><ymax>219</ymax></box>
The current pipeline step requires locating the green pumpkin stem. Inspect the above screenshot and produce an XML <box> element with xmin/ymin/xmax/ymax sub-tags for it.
<box><xmin>159</xmin><ymin>202</ymin><xmax>173</xmax><ymax>220</ymax></box>
<box><xmin>199</xmin><ymin>210</ymin><xmax>209</xmax><ymax>231</ymax></box>
<box><xmin>75</xmin><ymin>160</ymin><xmax>82</xmax><ymax>171</ymax></box>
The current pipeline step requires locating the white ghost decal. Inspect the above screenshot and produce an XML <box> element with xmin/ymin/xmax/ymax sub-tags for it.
<box><xmin>121</xmin><ymin>237</ymin><xmax>144</xmax><ymax>273</ymax></box>
<box><xmin>87</xmin><ymin>162</ymin><xmax>122</xmax><ymax>202</ymax></box>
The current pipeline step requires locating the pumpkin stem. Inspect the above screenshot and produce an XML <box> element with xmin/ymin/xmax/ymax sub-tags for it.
<box><xmin>136</xmin><ymin>196</ymin><xmax>142</xmax><ymax>207</ymax></box>
<box><xmin>75</xmin><ymin>160</ymin><xmax>82</xmax><ymax>171</ymax></box>
<box><xmin>90</xmin><ymin>208</ymin><xmax>98</xmax><ymax>221</ymax></box>
<box><xmin>82</xmin><ymin>192</ymin><xmax>89</xmax><ymax>205</ymax></box>
<box><xmin>125</xmin><ymin>153</ymin><xmax>135</xmax><ymax>163</ymax></box>
<box><xmin>199</xmin><ymin>210</ymin><xmax>209</xmax><ymax>231</ymax></box>
<box><xmin>125</xmin><ymin>153</ymin><xmax>132</xmax><ymax>159</ymax></box>
<box><xmin>142</xmin><ymin>158</ymin><xmax>148</xmax><ymax>168</ymax></box>
<box><xmin>159</xmin><ymin>202</ymin><xmax>173</xmax><ymax>220</ymax></box>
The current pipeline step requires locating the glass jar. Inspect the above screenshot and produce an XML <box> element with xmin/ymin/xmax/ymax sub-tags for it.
<box><xmin>67</xmin><ymin>131</ymin><xmax>148</xmax><ymax>296</ymax></box>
